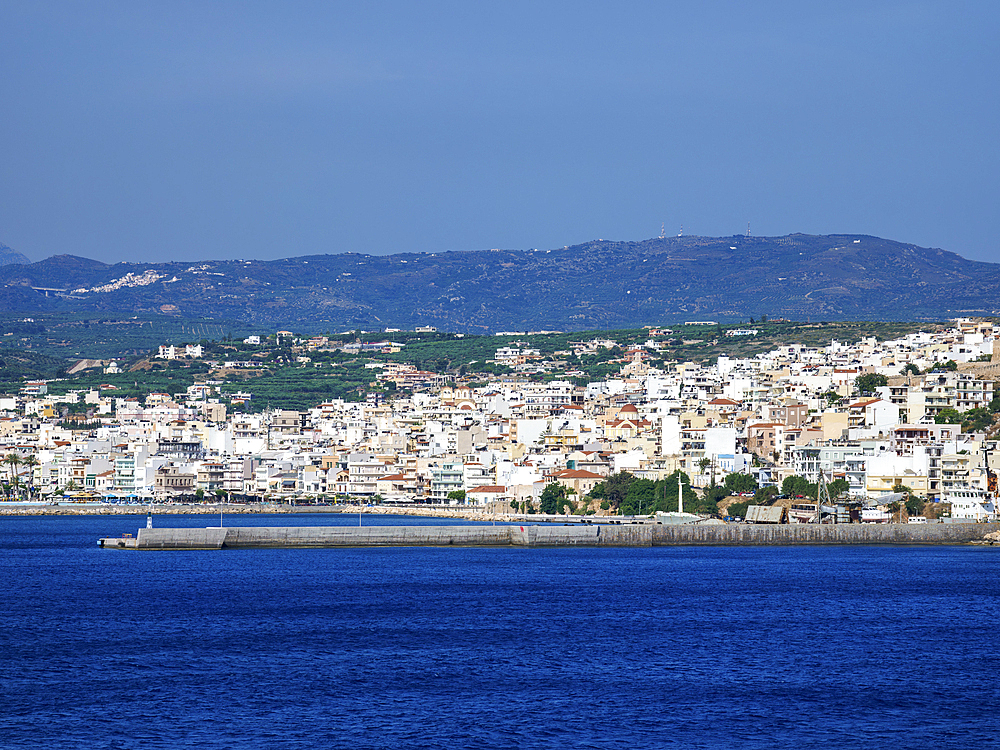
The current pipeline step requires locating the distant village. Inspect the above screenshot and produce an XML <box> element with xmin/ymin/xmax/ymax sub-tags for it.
<box><xmin>3</xmin><ymin>317</ymin><xmax>1000</xmax><ymax>523</ymax></box>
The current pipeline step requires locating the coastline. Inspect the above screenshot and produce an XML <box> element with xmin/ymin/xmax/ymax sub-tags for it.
<box><xmin>10</xmin><ymin>503</ymin><xmax>1000</xmax><ymax>546</ymax></box>
<box><xmin>0</xmin><ymin>501</ymin><xmax>511</xmax><ymax>523</ymax></box>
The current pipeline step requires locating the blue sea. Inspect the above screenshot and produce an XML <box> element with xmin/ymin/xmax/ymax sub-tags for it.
<box><xmin>2</xmin><ymin>513</ymin><xmax>999</xmax><ymax>749</ymax></box>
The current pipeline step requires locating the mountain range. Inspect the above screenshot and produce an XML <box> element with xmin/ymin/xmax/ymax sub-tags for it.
<box><xmin>1</xmin><ymin>234</ymin><xmax>998</xmax><ymax>332</ymax></box>
<box><xmin>0</xmin><ymin>244</ymin><xmax>30</xmax><ymax>266</ymax></box>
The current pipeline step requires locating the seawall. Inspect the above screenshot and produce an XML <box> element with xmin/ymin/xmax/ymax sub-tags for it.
<box><xmin>98</xmin><ymin>522</ymin><xmax>1000</xmax><ymax>550</ymax></box>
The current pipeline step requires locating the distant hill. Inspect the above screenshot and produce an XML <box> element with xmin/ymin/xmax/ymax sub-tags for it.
<box><xmin>1</xmin><ymin>234</ymin><xmax>998</xmax><ymax>332</ymax></box>
<box><xmin>0</xmin><ymin>243</ymin><xmax>30</xmax><ymax>266</ymax></box>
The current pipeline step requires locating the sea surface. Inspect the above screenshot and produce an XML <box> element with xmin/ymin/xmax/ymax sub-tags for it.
<box><xmin>2</xmin><ymin>513</ymin><xmax>999</xmax><ymax>749</ymax></box>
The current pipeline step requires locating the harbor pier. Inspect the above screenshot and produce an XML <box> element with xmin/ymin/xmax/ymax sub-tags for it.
<box><xmin>99</xmin><ymin>521</ymin><xmax>1000</xmax><ymax>549</ymax></box>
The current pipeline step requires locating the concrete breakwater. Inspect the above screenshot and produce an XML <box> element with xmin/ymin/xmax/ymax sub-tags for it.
<box><xmin>99</xmin><ymin>522</ymin><xmax>1000</xmax><ymax>549</ymax></box>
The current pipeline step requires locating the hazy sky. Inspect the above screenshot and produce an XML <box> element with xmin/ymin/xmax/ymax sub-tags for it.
<box><xmin>1</xmin><ymin>1</ymin><xmax>997</xmax><ymax>264</ymax></box>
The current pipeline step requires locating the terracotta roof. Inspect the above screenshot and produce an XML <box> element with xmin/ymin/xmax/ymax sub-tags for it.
<box><xmin>848</xmin><ymin>398</ymin><xmax>881</xmax><ymax>408</ymax></box>
<box><xmin>607</xmin><ymin>418</ymin><xmax>651</xmax><ymax>428</ymax></box>
<box><xmin>554</xmin><ymin>469</ymin><xmax>604</xmax><ymax>479</ymax></box>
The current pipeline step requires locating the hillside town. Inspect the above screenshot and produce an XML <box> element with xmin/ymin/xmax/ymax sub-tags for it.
<box><xmin>3</xmin><ymin>318</ymin><xmax>1000</xmax><ymax>523</ymax></box>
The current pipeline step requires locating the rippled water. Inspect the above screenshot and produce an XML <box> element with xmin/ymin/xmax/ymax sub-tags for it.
<box><xmin>2</xmin><ymin>514</ymin><xmax>999</xmax><ymax>749</ymax></box>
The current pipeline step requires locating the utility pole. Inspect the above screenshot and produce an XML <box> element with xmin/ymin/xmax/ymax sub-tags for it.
<box><xmin>816</xmin><ymin>467</ymin><xmax>832</xmax><ymax>524</ymax></box>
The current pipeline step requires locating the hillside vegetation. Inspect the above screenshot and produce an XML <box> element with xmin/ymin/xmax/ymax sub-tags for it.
<box><xmin>20</xmin><ymin>319</ymin><xmax>940</xmax><ymax>411</ymax></box>
<box><xmin>0</xmin><ymin>234</ymin><xmax>996</xmax><ymax>332</ymax></box>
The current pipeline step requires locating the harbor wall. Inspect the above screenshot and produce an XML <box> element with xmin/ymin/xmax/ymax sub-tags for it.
<box><xmin>100</xmin><ymin>522</ymin><xmax>1000</xmax><ymax>549</ymax></box>
<box><xmin>647</xmin><ymin>522</ymin><xmax>999</xmax><ymax>546</ymax></box>
<box><xmin>220</xmin><ymin>525</ymin><xmax>514</xmax><ymax>548</ymax></box>
<box><xmin>136</xmin><ymin>527</ymin><xmax>228</xmax><ymax>549</ymax></box>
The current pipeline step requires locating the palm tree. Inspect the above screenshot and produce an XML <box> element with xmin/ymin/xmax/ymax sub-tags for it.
<box><xmin>3</xmin><ymin>454</ymin><xmax>21</xmax><ymax>500</ymax></box>
<box><xmin>20</xmin><ymin>455</ymin><xmax>39</xmax><ymax>500</ymax></box>
<box><xmin>697</xmin><ymin>457</ymin><xmax>711</xmax><ymax>483</ymax></box>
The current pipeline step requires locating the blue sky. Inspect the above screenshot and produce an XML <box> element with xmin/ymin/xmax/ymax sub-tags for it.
<box><xmin>1</xmin><ymin>1</ymin><xmax>997</xmax><ymax>264</ymax></box>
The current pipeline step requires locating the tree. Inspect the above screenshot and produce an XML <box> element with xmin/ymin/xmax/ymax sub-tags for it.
<box><xmin>741</xmin><ymin>486</ymin><xmax>780</xmax><ymax>519</ymax></box>
<box><xmin>723</xmin><ymin>472</ymin><xmax>758</xmax><ymax>496</ymax></box>
<box><xmin>703</xmin><ymin>485</ymin><xmax>728</xmax><ymax>512</ymax></box>
<box><xmin>925</xmin><ymin>360</ymin><xmax>958</xmax><ymax>373</ymax></box>
<box><xmin>650</xmin><ymin>471</ymin><xmax>701</xmax><ymax>514</ymax></box>
<box><xmin>902</xmin><ymin>363</ymin><xmax>921</xmax><ymax>376</ymax></box>
<box><xmin>540</xmin><ymin>483</ymin><xmax>572</xmax><ymax>515</ymax></box>
<box><xmin>827</xmin><ymin>478</ymin><xmax>850</xmax><ymax>500</ymax></box>
<box><xmin>855</xmin><ymin>373</ymin><xmax>888</xmax><ymax>395</ymax></box>
<box><xmin>934</xmin><ymin>408</ymin><xmax>963</xmax><ymax>425</ymax></box>
<box><xmin>754</xmin><ymin>485</ymin><xmax>779</xmax><ymax>503</ymax></box>
<box><xmin>782</xmin><ymin>475</ymin><xmax>816</xmax><ymax>499</ymax></box>
<box><xmin>588</xmin><ymin>471</ymin><xmax>637</xmax><ymax>510</ymax></box>
<box><xmin>20</xmin><ymin>455</ymin><xmax>38</xmax><ymax>499</ymax></box>
<box><xmin>933</xmin><ymin>407</ymin><xmax>994</xmax><ymax>433</ymax></box>
<box><xmin>447</xmin><ymin>489</ymin><xmax>466</xmax><ymax>502</ymax></box>
<box><xmin>3</xmin><ymin>454</ymin><xmax>21</xmax><ymax>498</ymax></box>
<box><xmin>961</xmin><ymin>408</ymin><xmax>993</xmax><ymax>434</ymax></box>
<box><xmin>725</xmin><ymin>498</ymin><xmax>752</xmax><ymax>519</ymax></box>
<box><xmin>620</xmin><ymin>478</ymin><xmax>657</xmax><ymax>515</ymax></box>
<box><xmin>823</xmin><ymin>391</ymin><xmax>843</xmax><ymax>406</ymax></box>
